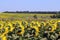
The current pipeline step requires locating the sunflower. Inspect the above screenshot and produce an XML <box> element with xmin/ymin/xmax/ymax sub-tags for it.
<box><xmin>50</xmin><ymin>20</ymin><xmax>57</xmax><ymax>32</ymax></box>
<box><xmin>0</xmin><ymin>21</ymin><xmax>4</xmax><ymax>29</ymax></box>
<box><xmin>35</xmin><ymin>21</ymin><xmax>40</xmax><ymax>27</ymax></box>
<box><xmin>1</xmin><ymin>22</ymin><xmax>12</xmax><ymax>37</ymax></box>
<box><xmin>49</xmin><ymin>19</ymin><xmax>57</xmax><ymax>24</ymax></box>
<box><xmin>30</xmin><ymin>21</ymin><xmax>36</xmax><ymax>27</ymax></box>
<box><xmin>15</xmin><ymin>21</ymin><xmax>25</xmax><ymax>35</ymax></box>
<box><xmin>57</xmin><ymin>20</ymin><xmax>60</xmax><ymax>27</ymax></box>
<box><xmin>40</xmin><ymin>22</ymin><xmax>46</xmax><ymax>27</ymax></box>
<box><xmin>21</xmin><ymin>20</ymin><xmax>28</xmax><ymax>28</ymax></box>
<box><xmin>1</xmin><ymin>36</ymin><xmax>7</xmax><ymax>40</ymax></box>
<box><xmin>31</xmin><ymin>26</ymin><xmax>39</xmax><ymax>37</ymax></box>
<box><xmin>7</xmin><ymin>22</ymin><xmax>13</xmax><ymax>32</ymax></box>
<box><xmin>50</xmin><ymin>24</ymin><xmax>56</xmax><ymax>32</ymax></box>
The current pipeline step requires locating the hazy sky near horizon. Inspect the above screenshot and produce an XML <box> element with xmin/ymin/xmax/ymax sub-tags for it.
<box><xmin>0</xmin><ymin>0</ymin><xmax>60</xmax><ymax>12</ymax></box>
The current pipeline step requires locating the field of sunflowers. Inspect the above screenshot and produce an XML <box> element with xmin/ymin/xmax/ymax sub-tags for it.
<box><xmin>0</xmin><ymin>13</ymin><xmax>60</xmax><ymax>40</ymax></box>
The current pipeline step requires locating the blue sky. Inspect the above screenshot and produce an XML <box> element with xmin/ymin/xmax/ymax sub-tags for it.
<box><xmin>0</xmin><ymin>0</ymin><xmax>60</xmax><ymax>12</ymax></box>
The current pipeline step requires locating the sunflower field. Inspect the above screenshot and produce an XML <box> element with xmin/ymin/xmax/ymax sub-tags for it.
<box><xmin>0</xmin><ymin>18</ymin><xmax>60</xmax><ymax>40</ymax></box>
<box><xmin>0</xmin><ymin>13</ymin><xmax>59</xmax><ymax>40</ymax></box>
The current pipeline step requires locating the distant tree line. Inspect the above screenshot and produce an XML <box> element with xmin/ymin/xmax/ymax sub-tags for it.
<box><xmin>3</xmin><ymin>11</ymin><xmax>60</xmax><ymax>14</ymax></box>
<box><xmin>3</xmin><ymin>11</ymin><xmax>60</xmax><ymax>18</ymax></box>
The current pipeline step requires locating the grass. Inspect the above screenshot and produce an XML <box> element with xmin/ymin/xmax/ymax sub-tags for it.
<box><xmin>0</xmin><ymin>13</ymin><xmax>55</xmax><ymax>18</ymax></box>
